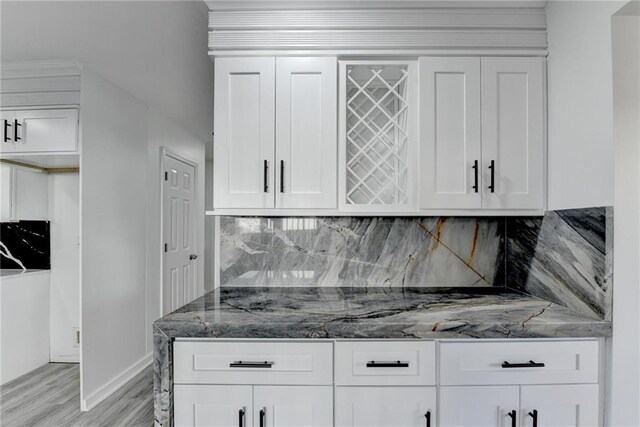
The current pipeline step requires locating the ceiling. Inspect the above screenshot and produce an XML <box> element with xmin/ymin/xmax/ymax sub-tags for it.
<box><xmin>0</xmin><ymin>1</ymin><xmax>213</xmax><ymax>145</ymax></box>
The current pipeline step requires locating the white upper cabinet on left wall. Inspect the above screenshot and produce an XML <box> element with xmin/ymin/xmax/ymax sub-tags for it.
<box><xmin>0</xmin><ymin>108</ymin><xmax>78</xmax><ymax>154</ymax></box>
<box><xmin>214</xmin><ymin>57</ymin><xmax>338</xmax><ymax>210</ymax></box>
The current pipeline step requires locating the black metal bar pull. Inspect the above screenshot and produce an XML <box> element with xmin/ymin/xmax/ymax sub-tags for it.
<box><xmin>238</xmin><ymin>408</ymin><xmax>245</xmax><ymax>427</ymax></box>
<box><xmin>424</xmin><ymin>411</ymin><xmax>431</xmax><ymax>427</ymax></box>
<box><xmin>259</xmin><ymin>408</ymin><xmax>266</xmax><ymax>427</ymax></box>
<box><xmin>366</xmin><ymin>360</ymin><xmax>409</xmax><ymax>368</ymax></box>
<box><xmin>488</xmin><ymin>160</ymin><xmax>495</xmax><ymax>193</ymax></box>
<box><xmin>501</xmin><ymin>360</ymin><xmax>545</xmax><ymax>369</ymax></box>
<box><xmin>230</xmin><ymin>361</ymin><xmax>274</xmax><ymax>368</ymax></box>
<box><xmin>528</xmin><ymin>409</ymin><xmax>538</xmax><ymax>427</ymax></box>
<box><xmin>4</xmin><ymin>120</ymin><xmax>11</xmax><ymax>143</ymax></box>
<box><xmin>472</xmin><ymin>159</ymin><xmax>479</xmax><ymax>193</ymax></box>
<box><xmin>507</xmin><ymin>410</ymin><xmax>517</xmax><ymax>427</ymax></box>
<box><xmin>263</xmin><ymin>160</ymin><xmax>269</xmax><ymax>193</ymax></box>
<box><xmin>13</xmin><ymin>119</ymin><xmax>21</xmax><ymax>141</ymax></box>
<box><xmin>280</xmin><ymin>160</ymin><xmax>284</xmax><ymax>193</ymax></box>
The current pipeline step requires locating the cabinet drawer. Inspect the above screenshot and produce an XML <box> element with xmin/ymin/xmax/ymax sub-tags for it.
<box><xmin>439</xmin><ymin>340</ymin><xmax>599</xmax><ymax>385</ymax></box>
<box><xmin>174</xmin><ymin>340</ymin><xmax>333</xmax><ymax>385</ymax></box>
<box><xmin>335</xmin><ymin>341</ymin><xmax>436</xmax><ymax>386</ymax></box>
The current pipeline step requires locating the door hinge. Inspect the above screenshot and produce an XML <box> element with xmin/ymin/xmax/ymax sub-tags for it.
<box><xmin>164</xmin><ymin>243</ymin><xmax>168</xmax><ymax>252</ymax></box>
<box><xmin>164</xmin><ymin>171</ymin><xmax>168</xmax><ymax>181</ymax></box>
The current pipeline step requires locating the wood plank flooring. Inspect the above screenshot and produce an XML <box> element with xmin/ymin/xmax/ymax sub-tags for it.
<box><xmin>0</xmin><ymin>363</ymin><xmax>153</xmax><ymax>426</ymax></box>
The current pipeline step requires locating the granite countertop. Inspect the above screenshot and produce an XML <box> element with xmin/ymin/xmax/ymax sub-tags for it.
<box><xmin>154</xmin><ymin>287</ymin><xmax>611</xmax><ymax>340</ymax></box>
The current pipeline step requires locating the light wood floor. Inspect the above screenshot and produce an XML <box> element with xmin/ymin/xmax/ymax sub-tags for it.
<box><xmin>0</xmin><ymin>363</ymin><xmax>153</xmax><ymax>426</ymax></box>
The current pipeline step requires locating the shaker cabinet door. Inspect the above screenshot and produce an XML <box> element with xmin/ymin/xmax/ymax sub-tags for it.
<box><xmin>419</xmin><ymin>57</ymin><xmax>482</xmax><ymax>210</ymax></box>
<box><xmin>214</xmin><ymin>57</ymin><xmax>276</xmax><ymax>209</ymax></box>
<box><xmin>481</xmin><ymin>57</ymin><xmax>544</xmax><ymax>210</ymax></box>
<box><xmin>439</xmin><ymin>386</ymin><xmax>520</xmax><ymax>427</ymax></box>
<box><xmin>13</xmin><ymin>109</ymin><xmax>78</xmax><ymax>153</ymax></box>
<box><xmin>520</xmin><ymin>384</ymin><xmax>600</xmax><ymax>427</ymax></box>
<box><xmin>0</xmin><ymin>110</ymin><xmax>16</xmax><ymax>153</ymax></box>
<box><xmin>335</xmin><ymin>386</ymin><xmax>436</xmax><ymax>427</ymax></box>
<box><xmin>275</xmin><ymin>57</ymin><xmax>337</xmax><ymax>209</ymax></box>
<box><xmin>254</xmin><ymin>386</ymin><xmax>333</xmax><ymax>427</ymax></box>
<box><xmin>174</xmin><ymin>385</ymin><xmax>253</xmax><ymax>427</ymax></box>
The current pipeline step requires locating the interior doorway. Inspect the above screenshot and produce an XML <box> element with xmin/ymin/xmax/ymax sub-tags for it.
<box><xmin>161</xmin><ymin>150</ymin><xmax>198</xmax><ymax>315</ymax></box>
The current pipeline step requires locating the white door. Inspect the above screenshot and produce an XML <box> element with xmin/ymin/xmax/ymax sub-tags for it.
<box><xmin>335</xmin><ymin>387</ymin><xmax>436</xmax><ymax>427</ymax></box>
<box><xmin>214</xmin><ymin>57</ymin><xmax>276</xmax><ymax>209</ymax></box>
<box><xmin>440</xmin><ymin>386</ymin><xmax>520</xmax><ymax>427</ymax></box>
<box><xmin>275</xmin><ymin>57</ymin><xmax>337</xmax><ymax>209</ymax></box>
<box><xmin>481</xmin><ymin>57</ymin><xmax>544</xmax><ymax>210</ymax></box>
<box><xmin>254</xmin><ymin>386</ymin><xmax>333</xmax><ymax>427</ymax></box>
<box><xmin>174</xmin><ymin>385</ymin><xmax>253</xmax><ymax>427</ymax></box>
<box><xmin>520</xmin><ymin>384</ymin><xmax>599</xmax><ymax>427</ymax></box>
<box><xmin>163</xmin><ymin>154</ymin><xmax>197</xmax><ymax>314</ymax></box>
<box><xmin>13</xmin><ymin>109</ymin><xmax>78</xmax><ymax>153</ymax></box>
<box><xmin>1</xmin><ymin>110</ymin><xmax>16</xmax><ymax>153</ymax></box>
<box><xmin>419</xmin><ymin>57</ymin><xmax>482</xmax><ymax>209</ymax></box>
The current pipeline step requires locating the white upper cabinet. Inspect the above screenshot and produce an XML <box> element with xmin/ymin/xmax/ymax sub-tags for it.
<box><xmin>214</xmin><ymin>57</ymin><xmax>276</xmax><ymax>209</ymax></box>
<box><xmin>339</xmin><ymin>61</ymin><xmax>418</xmax><ymax>211</ymax></box>
<box><xmin>213</xmin><ymin>57</ymin><xmax>337</xmax><ymax>210</ymax></box>
<box><xmin>0</xmin><ymin>108</ymin><xmax>78</xmax><ymax>154</ymax></box>
<box><xmin>481</xmin><ymin>57</ymin><xmax>544</xmax><ymax>210</ymax></box>
<box><xmin>276</xmin><ymin>57</ymin><xmax>337</xmax><ymax>209</ymax></box>
<box><xmin>419</xmin><ymin>57</ymin><xmax>482</xmax><ymax>210</ymax></box>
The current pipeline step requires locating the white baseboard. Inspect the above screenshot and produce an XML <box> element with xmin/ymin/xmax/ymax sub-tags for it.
<box><xmin>81</xmin><ymin>353</ymin><xmax>152</xmax><ymax>412</ymax></box>
<box><xmin>50</xmin><ymin>355</ymin><xmax>80</xmax><ymax>363</ymax></box>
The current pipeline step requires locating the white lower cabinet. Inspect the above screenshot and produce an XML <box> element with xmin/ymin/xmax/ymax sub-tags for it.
<box><xmin>255</xmin><ymin>386</ymin><xmax>333</xmax><ymax>427</ymax></box>
<box><xmin>439</xmin><ymin>386</ymin><xmax>520</xmax><ymax>427</ymax></box>
<box><xmin>175</xmin><ymin>385</ymin><xmax>253</xmax><ymax>427</ymax></box>
<box><xmin>335</xmin><ymin>387</ymin><xmax>436</xmax><ymax>427</ymax></box>
<box><xmin>520</xmin><ymin>384</ymin><xmax>600</xmax><ymax>427</ymax></box>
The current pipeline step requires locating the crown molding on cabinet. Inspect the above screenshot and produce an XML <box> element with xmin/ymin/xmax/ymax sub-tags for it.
<box><xmin>0</xmin><ymin>60</ymin><xmax>82</xmax><ymax>80</ymax></box>
<box><xmin>205</xmin><ymin>1</ymin><xmax>547</xmax><ymax>11</ymax></box>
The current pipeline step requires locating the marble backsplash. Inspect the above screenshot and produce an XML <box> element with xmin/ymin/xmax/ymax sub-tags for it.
<box><xmin>0</xmin><ymin>221</ymin><xmax>51</xmax><ymax>269</ymax></box>
<box><xmin>220</xmin><ymin>216</ymin><xmax>505</xmax><ymax>287</ymax></box>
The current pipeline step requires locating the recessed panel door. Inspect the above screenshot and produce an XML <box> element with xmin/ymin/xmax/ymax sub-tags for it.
<box><xmin>13</xmin><ymin>109</ymin><xmax>78</xmax><ymax>153</ymax></box>
<box><xmin>521</xmin><ymin>384</ymin><xmax>599</xmax><ymax>427</ymax></box>
<box><xmin>214</xmin><ymin>57</ymin><xmax>276</xmax><ymax>209</ymax></box>
<box><xmin>163</xmin><ymin>154</ymin><xmax>197</xmax><ymax>314</ymax></box>
<box><xmin>254</xmin><ymin>386</ymin><xmax>333</xmax><ymax>427</ymax></box>
<box><xmin>174</xmin><ymin>385</ymin><xmax>252</xmax><ymax>427</ymax></box>
<box><xmin>440</xmin><ymin>386</ymin><xmax>520</xmax><ymax>427</ymax></box>
<box><xmin>275</xmin><ymin>57</ymin><xmax>337</xmax><ymax>209</ymax></box>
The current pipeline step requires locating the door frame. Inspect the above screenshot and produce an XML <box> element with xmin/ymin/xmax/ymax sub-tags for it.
<box><xmin>160</xmin><ymin>147</ymin><xmax>199</xmax><ymax>316</ymax></box>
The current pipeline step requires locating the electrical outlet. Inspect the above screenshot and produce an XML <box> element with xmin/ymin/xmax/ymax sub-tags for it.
<box><xmin>73</xmin><ymin>327</ymin><xmax>80</xmax><ymax>347</ymax></box>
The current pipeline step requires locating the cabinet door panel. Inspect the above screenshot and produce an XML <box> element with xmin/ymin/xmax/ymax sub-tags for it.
<box><xmin>335</xmin><ymin>386</ymin><xmax>435</xmax><ymax>427</ymax></box>
<box><xmin>214</xmin><ymin>57</ymin><xmax>275</xmax><ymax>209</ymax></box>
<box><xmin>440</xmin><ymin>386</ymin><xmax>519</xmax><ymax>427</ymax></box>
<box><xmin>1</xmin><ymin>111</ymin><xmax>16</xmax><ymax>153</ymax></box>
<box><xmin>420</xmin><ymin>57</ymin><xmax>481</xmax><ymax>209</ymax></box>
<box><xmin>14</xmin><ymin>109</ymin><xmax>78</xmax><ymax>153</ymax></box>
<box><xmin>481</xmin><ymin>57</ymin><xmax>544</xmax><ymax>210</ymax></box>
<box><xmin>254</xmin><ymin>386</ymin><xmax>333</xmax><ymax>427</ymax></box>
<box><xmin>521</xmin><ymin>384</ymin><xmax>599</xmax><ymax>427</ymax></box>
<box><xmin>174</xmin><ymin>385</ymin><xmax>252</xmax><ymax>427</ymax></box>
<box><xmin>276</xmin><ymin>57</ymin><xmax>337</xmax><ymax>209</ymax></box>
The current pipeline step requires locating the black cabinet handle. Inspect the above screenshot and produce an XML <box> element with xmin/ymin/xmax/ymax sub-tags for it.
<box><xmin>263</xmin><ymin>160</ymin><xmax>269</xmax><ymax>193</ymax></box>
<box><xmin>260</xmin><ymin>408</ymin><xmax>266</xmax><ymax>427</ymax></box>
<box><xmin>501</xmin><ymin>360</ymin><xmax>545</xmax><ymax>369</ymax></box>
<box><xmin>488</xmin><ymin>160</ymin><xmax>495</xmax><ymax>193</ymax></box>
<box><xmin>528</xmin><ymin>409</ymin><xmax>538</xmax><ymax>427</ymax></box>
<box><xmin>424</xmin><ymin>411</ymin><xmax>431</xmax><ymax>427</ymax></box>
<box><xmin>507</xmin><ymin>410</ymin><xmax>516</xmax><ymax>427</ymax></box>
<box><xmin>280</xmin><ymin>160</ymin><xmax>284</xmax><ymax>193</ymax></box>
<box><xmin>366</xmin><ymin>360</ymin><xmax>409</xmax><ymax>368</ymax></box>
<box><xmin>13</xmin><ymin>119</ymin><xmax>21</xmax><ymax>141</ymax></box>
<box><xmin>239</xmin><ymin>408</ymin><xmax>245</xmax><ymax>427</ymax></box>
<box><xmin>472</xmin><ymin>159</ymin><xmax>479</xmax><ymax>193</ymax></box>
<box><xmin>230</xmin><ymin>361</ymin><xmax>273</xmax><ymax>368</ymax></box>
<box><xmin>4</xmin><ymin>120</ymin><xmax>11</xmax><ymax>143</ymax></box>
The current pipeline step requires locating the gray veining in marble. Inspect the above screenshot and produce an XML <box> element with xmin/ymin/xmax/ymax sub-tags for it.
<box><xmin>506</xmin><ymin>207</ymin><xmax>612</xmax><ymax>320</ymax></box>
<box><xmin>153</xmin><ymin>286</ymin><xmax>612</xmax><ymax>426</ymax></box>
<box><xmin>220</xmin><ymin>216</ymin><xmax>505</xmax><ymax>288</ymax></box>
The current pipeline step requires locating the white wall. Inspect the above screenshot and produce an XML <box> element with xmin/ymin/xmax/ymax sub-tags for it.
<box><xmin>546</xmin><ymin>1</ymin><xmax>624</xmax><ymax>210</ymax></box>
<box><xmin>146</xmin><ymin>107</ymin><xmax>206</xmax><ymax>350</ymax></box>
<box><xmin>80</xmin><ymin>68</ymin><xmax>150</xmax><ymax>410</ymax></box>
<box><xmin>610</xmin><ymin>10</ymin><xmax>640</xmax><ymax>427</ymax></box>
<box><xmin>49</xmin><ymin>173</ymin><xmax>80</xmax><ymax>363</ymax></box>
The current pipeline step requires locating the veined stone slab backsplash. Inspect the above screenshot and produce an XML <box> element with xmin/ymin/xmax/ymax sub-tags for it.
<box><xmin>0</xmin><ymin>221</ymin><xmax>51</xmax><ymax>269</ymax></box>
<box><xmin>220</xmin><ymin>216</ymin><xmax>505</xmax><ymax>287</ymax></box>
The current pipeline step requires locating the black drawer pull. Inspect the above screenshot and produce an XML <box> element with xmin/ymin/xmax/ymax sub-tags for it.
<box><xmin>425</xmin><ymin>411</ymin><xmax>431</xmax><ymax>427</ymax></box>
<box><xmin>528</xmin><ymin>409</ymin><xmax>538</xmax><ymax>427</ymax></box>
<box><xmin>507</xmin><ymin>410</ymin><xmax>516</xmax><ymax>427</ymax></box>
<box><xmin>472</xmin><ymin>159</ymin><xmax>479</xmax><ymax>193</ymax></box>
<box><xmin>502</xmin><ymin>360</ymin><xmax>545</xmax><ymax>369</ymax></box>
<box><xmin>260</xmin><ymin>408</ymin><xmax>266</xmax><ymax>427</ymax></box>
<box><xmin>239</xmin><ymin>408</ymin><xmax>245</xmax><ymax>427</ymax></box>
<box><xmin>230</xmin><ymin>361</ymin><xmax>273</xmax><ymax>368</ymax></box>
<box><xmin>4</xmin><ymin>120</ymin><xmax>11</xmax><ymax>143</ymax></box>
<box><xmin>14</xmin><ymin>119</ymin><xmax>21</xmax><ymax>141</ymax></box>
<box><xmin>366</xmin><ymin>360</ymin><xmax>409</xmax><ymax>368</ymax></box>
<box><xmin>263</xmin><ymin>160</ymin><xmax>269</xmax><ymax>193</ymax></box>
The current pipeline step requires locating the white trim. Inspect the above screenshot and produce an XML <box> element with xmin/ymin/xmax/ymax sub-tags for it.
<box><xmin>0</xmin><ymin>60</ymin><xmax>82</xmax><ymax>79</ymax></box>
<box><xmin>206</xmin><ymin>209</ymin><xmax>544</xmax><ymax>217</ymax></box>
<box><xmin>205</xmin><ymin>1</ymin><xmax>547</xmax><ymax>11</ymax></box>
<box><xmin>209</xmin><ymin>49</ymin><xmax>548</xmax><ymax>57</ymax></box>
<box><xmin>80</xmin><ymin>353</ymin><xmax>152</xmax><ymax>412</ymax></box>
